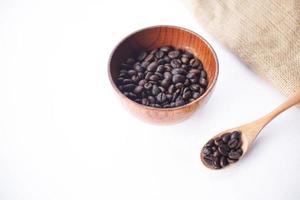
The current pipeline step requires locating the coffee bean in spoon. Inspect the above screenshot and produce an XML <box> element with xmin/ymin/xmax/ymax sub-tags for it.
<box><xmin>116</xmin><ymin>46</ymin><xmax>208</xmax><ymax>108</ymax></box>
<box><xmin>201</xmin><ymin>131</ymin><xmax>243</xmax><ymax>169</ymax></box>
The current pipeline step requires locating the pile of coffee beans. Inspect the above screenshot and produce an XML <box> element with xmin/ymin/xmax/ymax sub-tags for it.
<box><xmin>116</xmin><ymin>46</ymin><xmax>208</xmax><ymax>108</ymax></box>
<box><xmin>201</xmin><ymin>131</ymin><xmax>243</xmax><ymax>169</ymax></box>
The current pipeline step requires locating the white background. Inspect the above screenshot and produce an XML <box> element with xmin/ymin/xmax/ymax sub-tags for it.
<box><xmin>1</xmin><ymin>0</ymin><xmax>300</xmax><ymax>199</ymax></box>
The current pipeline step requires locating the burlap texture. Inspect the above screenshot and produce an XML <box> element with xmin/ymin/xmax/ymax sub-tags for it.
<box><xmin>184</xmin><ymin>0</ymin><xmax>300</xmax><ymax>105</ymax></box>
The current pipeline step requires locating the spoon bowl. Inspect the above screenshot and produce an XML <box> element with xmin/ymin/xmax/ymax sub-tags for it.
<box><xmin>201</xmin><ymin>91</ymin><xmax>300</xmax><ymax>170</ymax></box>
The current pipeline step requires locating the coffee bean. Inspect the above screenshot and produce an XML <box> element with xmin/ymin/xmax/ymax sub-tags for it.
<box><xmin>144</xmin><ymin>82</ymin><xmax>152</xmax><ymax>90</ymax></box>
<box><xmin>148</xmin><ymin>96</ymin><xmax>155</xmax><ymax>104</ymax></box>
<box><xmin>168</xmin><ymin>84</ymin><xmax>175</xmax><ymax>94</ymax></box>
<box><xmin>203</xmin><ymin>147</ymin><xmax>212</xmax><ymax>155</ymax></box>
<box><xmin>149</xmin><ymin>75</ymin><xmax>159</xmax><ymax>82</ymax></box>
<box><xmin>190</xmin><ymin>84</ymin><xmax>200</xmax><ymax>91</ymax></box>
<box><xmin>123</xmin><ymin>79</ymin><xmax>133</xmax><ymax>84</ymax></box>
<box><xmin>183</xmin><ymin>51</ymin><xmax>193</xmax><ymax>59</ymax></box>
<box><xmin>213</xmin><ymin>157</ymin><xmax>221</xmax><ymax>169</ymax></box>
<box><xmin>200</xmin><ymin>70</ymin><xmax>207</xmax><ymax>78</ymax></box>
<box><xmin>138</xmin><ymin>79</ymin><xmax>147</xmax><ymax>86</ymax></box>
<box><xmin>199</xmin><ymin>77</ymin><xmax>208</xmax><ymax>87</ymax></box>
<box><xmin>161</xmin><ymin>78</ymin><xmax>171</xmax><ymax>88</ymax></box>
<box><xmin>134</xmin><ymin>86</ymin><xmax>143</xmax><ymax>94</ymax></box>
<box><xmin>157</xmin><ymin>65</ymin><xmax>165</xmax><ymax>73</ymax></box>
<box><xmin>190</xmin><ymin>58</ymin><xmax>200</xmax><ymax>68</ymax></box>
<box><xmin>144</xmin><ymin>54</ymin><xmax>154</xmax><ymax>62</ymax></box>
<box><xmin>137</xmin><ymin>51</ymin><xmax>147</xmax><ymax>61</ymax></box>
<box><xmin>164</xmin><ymin>71</ymin><xmax>172</xmax><ymax>79</ymax></box>
<box><xmin>193</xmin><ymin>92</ymin><xmax>201</xmax><ymax>99</ymax></box>
<box><xmin>181</xmin><ymin>56</ymin><xmax>189</xmax><ymax>64</ymax></box>
<box><xmin>175</xmin><ymin>83</ymin><xmax>184</xmax><ymax>89</ymax></box>
<box><xmin>222</xmin><ymin>134</ymin><xmax>231</xmax><ymax>143</ymax></box>
<box><xmin>172</xmin><ymin>68</ymin><xmax>187</xmax><ymax>75</ymax></box>
<box><xmin>231</xmin><ymin>131</ymin><xmax>241</xmax><ymax>139</ymax></box>
<box><xmin>172</xmin><ymin>74</ymin><xmax>185</xmax><ymax>83</ymax></box>
<box><xmin>155</xmin><ymin>50</ymin><xmax>165</xmax><ymax>59</ymax></box>
<box><xmin>156</xmin><ymin>92</ymin><xmax>167</xmax><ymax>103</ymax></box>
<box><xmin>116</xmin><ymin>46</ymin><xmax>207</xmax><ymax>108</ymax></box>
<box><xmin>175</xmin><ymin>99</ymin><xmax>185</xmax><ymax>107</ymax></box>
<box><xmin>228</xmin><ymin>139</ymin><xmax>238</xmax><ymax>149</ymax></box>
<box><xmin>168</xmin><ymin>50</ymin><xmax>180</xmax><ymax>59</ymax></box>
<box><xmin>147</xmin><ymin>62</ymin><xmax>158</xmax><ymax>72</ymax></box>
<box><xmin>170</xmin><ymin>59</ymin><xmax>181</xmax><ymax>68</ymax></box>
<box><xmin>228</xmin><ymin>149</ymin><xmax>243</xmax><ymax>160</ymax></box>
<box><xmin>183</xmin><ymin>90</ymin><xmax>192</xmax><ymax>100</ymax></box>
<box><xmin>218</xmin><ymin>144</ymin><xmax>230</xmax><ymax>156</ymax></box>
<box><xmin>220</xmin><ymin>156</ymin><xmax>229</xmax><ymax>167</ymax></box>
<box><xmin>152</xmin><ymin>85</ymin><xmax>160</xmax><ymax>96</ymax></box>
<box><xmin>142</xmin><ymin>98</ymin><xmax>149</xmax><ymax>106</ymax></box>
<box><xmin>123</xmin><ymin>84</ymin><xmax>135</xmax><ymax>92</ymax></box>
<box><xmin>184</xmin><ymin>79</ymin><xmax>190</xmax><ymax>86</ymax></box>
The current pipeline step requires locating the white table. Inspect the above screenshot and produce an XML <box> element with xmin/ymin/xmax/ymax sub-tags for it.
<box><xmin>0</xmin><ymin>0</ymin><xmax>299</xmax><ymax>199</ymax></box>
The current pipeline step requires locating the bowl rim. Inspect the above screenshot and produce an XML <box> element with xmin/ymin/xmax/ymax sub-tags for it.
<box><xmin>108</xmin><ymin>25</ymin><xmax>219</xmax><ymax>111</ymax></box>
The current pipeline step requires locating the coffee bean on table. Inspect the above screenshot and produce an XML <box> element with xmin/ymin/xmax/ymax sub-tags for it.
<box><xmin>201</xmin><ymin>131</ymin><xmax>243</xmax><ymax>169</ymax></box>
<box><xmin>116</xmin><ymin>46</ymin><xmax>208</xmax><ymax>108</ymax></box>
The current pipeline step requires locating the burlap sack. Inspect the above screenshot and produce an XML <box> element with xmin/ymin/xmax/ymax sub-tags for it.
<box><xmin>184</xmin><ymin>0</ymin><xmax>300</xmax><ymax>106</ymax></box>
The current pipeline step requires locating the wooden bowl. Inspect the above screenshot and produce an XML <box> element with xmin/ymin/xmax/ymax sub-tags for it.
<box><xmin>108</xmin><ymin>25</ymin><xmax>218</xmax><ymax>124</ymax></box>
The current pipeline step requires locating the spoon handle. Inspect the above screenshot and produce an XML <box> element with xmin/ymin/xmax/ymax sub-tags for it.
<box><xmin>257</xmin><ymin>90</ymin><xmax>300</xmax><ymax>127</ymax></box>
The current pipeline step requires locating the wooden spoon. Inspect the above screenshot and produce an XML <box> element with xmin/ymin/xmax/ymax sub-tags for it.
<box><xmin>201</xmin><ymin>91</ymin><xmax>300</xmax><ymax>170</ymax></box>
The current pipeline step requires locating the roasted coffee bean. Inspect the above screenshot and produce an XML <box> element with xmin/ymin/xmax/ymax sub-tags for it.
<box><xmin>141</xmin><ymin>98</ymin><xmax>149</xmax><ymax>106</ymax></box>
<box><xmin>149</xmin><ymin>75</ymin><xmax>160</xmax><ymax>82</ymax></box>
<box><xmin>116</xmin><ymin>46</ymin><xmax>207</xmax><ymax>108</ymax></box>
<box><xmin>193</xmin><ymin>92</ymin><xmax>201</xmax><ymax>99</ymax></box>
<box><xmin>138</xmin><ymin>79</ymin><xmax>147</xmax><ymax>86</ymax></box>
<box><xmin>183</xmin><ymin>51</ymin><xmax>193</xmax><ymax>59</ymax></box>
<box><xmin>231</xmin><ymin>131</ymin><xmax>241</xmax><ymax>139</ymax></box>
<box><xmin>137</xmin><ymin>51</ymin><xmax>147</xmax><ymax>61</ymax></box>
<box><xmin>134</xmin><ymin>86</ymin><xmax>143</xmax><ymax>94</ymax></box>
<box><xmin>167</xmin><ymin>84</ymin><xmax>175</xmax><ymax>94</ymax></box>
<box><xmin>175</xmin><ymin>83</ymin><xmax>184</xmax><ymax>89</ymax></box>
<box><xmin>170</xmin><ymin>59</ymin><xmax>181</xmax><ymax>68</ymax></box>
<box><xmin>123</xmin><ymin>84</ymin><xmax>135</xmax><ymax>92</ymax></box>
<box><xmin>218</xmin><ymin>144</ymin><xmax>230</xmax><ymax>156</ymax></box>
<box><xmin>181</xmin><ymin>56</ymin><xmax>189</xmax><ymax>64</ymax></box>
<box><xmin>152</xmin><ymin>85</ymin><xmax>160</xmax><ymax>96</ymax></box>
<box><xmin>155</xmin><ymin>50</ymin><xmax>165</xmax><ymax>59</ymax></box>
<box><xmin>199</xmin><ymin>77</ymin><xmax>208</xmax><ymax>87</ymax></box>
<box><xmin>172</xmin><ymin>74</ymin><xmax>185</xmax><ymax>83</ymax></box>
<box><xmin>222</xmin><ymin>134</ymin><xmax>231</xmax><ymax>143</ymax></box>
<box><xmin>157</xmin><ymin>65</ymin><xmax>165</xmax><ymax>73</ymax></box>
<box><xmin>190</xmin><ymin>84</ymin><xmax>200</xmax><ymax>91</ymax></box>
<box><xmin>168</xmin><ymin>50</ymin><xmax>180</xmax><ymax>59</ymax></box>
<box><xmin>144</xmin><ymin>54</ymin><xmax>154</xmax><ymax>62</ymax></box>
<box><xmin>228</xmin><ymin>149</ymin><xmax>243</xmax><ymax>160</ymax></box>
<box><xmin>148</xmin><ymin>96</ymin><xmax>155</xmax><ymax>104</ymax></box>
<box><xmin>220</xmin><ymin>156</ymin><xmax>229</xmax><ymax>168</ymax></box>
<box><xmin>201</xmin><ymin>131</ymin><xmax>243</xmax><ymax>169</ymax></box>
<box><xmin>147</xmin><ymin>62</ymin><xmax>158</xmax><ymax>72</ymax></box>
<box><xmin>123</xmin><ymin>79</ymin><xmax>133</xmax><ymax>84</ymax></box>
<box><xmin>200</xmin><ymin>70</ymin><xmax>207</xmax><ymax>78</ymax></box>
<box><xmin>228</xmin><ymin>139</ymin><xmax>239</xmax><ymax>149</ymax></box>
<box><xmin>144</xmin><ymin>82</ymin><xmax>152</xmax><ymax>90</ymax></box>
<box><xmin>161</xmin><ymin>78</ymin><xmax>171</xmax><ymax>88</ymax></box>
<box><xmin>183</xmin><ymin>91</ymin><xmax>192</xmax><ymax>100</ymax></box>
<box><xmin>171</xmin><ymin>68</ymin><xmax>187</xmax><ymax>75</ymax></box>
<box><xmin>189</xmin><ymin>58</ymin><xmax>200</xmax><ymax>68</ymax></box>
<box><xmin>156</xmin><ymin>92</ymin><xmax>167</xmax><ymax>103</ymax></box>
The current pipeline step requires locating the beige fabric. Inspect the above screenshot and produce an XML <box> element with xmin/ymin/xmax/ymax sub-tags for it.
<box><xmin>184</xmin><ymin>0</ymin><xmax>300</xmax><ymax>105</ymax></box>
